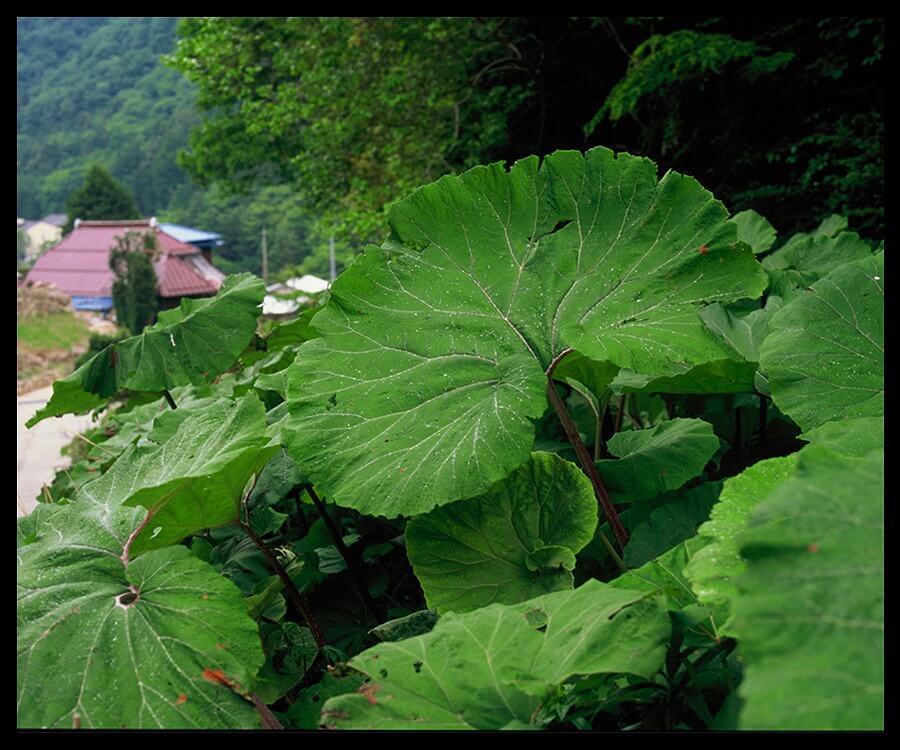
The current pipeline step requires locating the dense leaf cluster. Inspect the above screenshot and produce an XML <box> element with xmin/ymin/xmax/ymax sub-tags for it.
<box><xmin>18</xmin><ymin>149</ymin><xmax>883</xmax><ymax>730</ymax></box>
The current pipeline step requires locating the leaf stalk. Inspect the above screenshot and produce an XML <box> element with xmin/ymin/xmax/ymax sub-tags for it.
<box><xmin>546</xmin><ymin>349</ymin><xmax>630</xmax><ymax>552</ymax></box>
<box><xmin>237</xmin><ymin>519</ymin><xmax>328</xmax><ymax>650</ymax></box>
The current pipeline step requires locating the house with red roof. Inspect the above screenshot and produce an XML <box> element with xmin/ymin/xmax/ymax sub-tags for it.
<box><xmin>25</xmin><ymin>218</ymin><xmax>226</xmax><ymax>312</ymax></box>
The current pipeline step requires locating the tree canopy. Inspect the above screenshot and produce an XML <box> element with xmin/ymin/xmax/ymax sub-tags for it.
<box><xmin>168</xmin><ymin>17</ymin><xmax>884</xmax><ymax>248</ymax></box>
<box><xmin>109</xmin><ymin>231</ymin><xmax>159</xmax><ymax>334</ymax></box>
<box><xmin>166</xmin><ymin>17</ymin><xmax>531</xmax><ymax>247</ymax></box>
<box><xmin>64</xmin><ymin>165</ymin><xmax>141</xmax><ymax>233</ymax></box>
<box><xmin>19</xmin><ymin>17</ymin><xmax>884</xmax><ymax>274</ymax></box>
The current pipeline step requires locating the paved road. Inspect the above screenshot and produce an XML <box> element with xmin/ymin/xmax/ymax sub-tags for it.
<box><xmin>17</xmin><ymin>386</ymin><xmax>94</xmax><ymax>517</ymax></box>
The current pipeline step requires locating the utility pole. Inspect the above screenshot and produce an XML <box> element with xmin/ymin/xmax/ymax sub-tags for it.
<box><xmin>261</xmin><ymin>227</ymin><xmax>268</xmax><ymax>285</ymax></box>
<box><xmin>329</xmin><ymin>235</ymin><xmax>336</xmax><ymax>283</ymax></box>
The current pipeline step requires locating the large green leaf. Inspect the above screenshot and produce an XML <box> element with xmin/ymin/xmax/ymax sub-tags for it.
<box><xmin>320</xmin><ymin>580</ymin><xmax>669</xmax><ymax>729</ymax></box>
<box><xmin>759</xmin><ymin>252</ymin><xmax>883</xmax><ymax>431</ymax></box>
<box><xmin>612</xmin><ymin>535</ymin><xmax>710</xmax><ymax>613</ymax></box>
<box><xmin>731</xmin><ymin>447</ymin><xmax>883</xmax><ymax>729</ymax></box>
<box><xmin>812</xmin><ymin>214</ymin><xmax>848</xmax><ymax>239</ymax></box>
<box><xmin>762</xmin><ymin>230</ymin><xmax>873</xmax><ymax>301</ymax></box>
<box><xmin>732</xmin><ymin>209</ymin><xmax>776</xmax><ymax>255</ymax></box>
<box><xmin>800</xmin><ymin>416</ymin><xmax>884</xmax><ymax>457</ymax></box>
<box><xmin>17</xmin><ymin>503</ymin><xmax>264</xmax><ymax>728</ymax></box>
<box><xmin>683</xmin><ymin>455</ymin><xmax>798</xmax><ymax>631</ymax></box>
<box><xmin>281</xmin><ymin>672</ymin><xmax>366</xmax><ymax>729</ymax></box>
<box><xmin>623</xmin><ymin>481</ymin><xmax>721</xmax><ymax>568</ymax></box>
<box><xmin>597</xmin><ymin>418</ymin><xmax>720</xmax><ymax>503</ymax></box>
<box><xmin>79</xmin><ymin>393</ymin><xmax>279</xmax><ymax>553</ymax></box>
<box><xmin>285</xmin><ymin>148</ymin><xmax>766</xmax><ymax>516</ymax></box>
<box><xmin>265</xmin><ymin>306</ymin><xmax>319</xmax><ymax>351</ymax></box>
<box><xmin>28</xmin><ymin>274</ymin><xmax>265</xmax><ymax>426</ymax></box>
<box><xmin>406</xmin><ymin>452</ymin><xmax>597</xmax><ymax>612</ymax></box>
<box><xmin>608</xmin><ymin>357</ymin><xmax>758</xmax><ymax>395</ymax></box>
<box><xmin>698</xmin><ymin>297</ymin><xmax>782</xmax><ymax>365</ymax></box>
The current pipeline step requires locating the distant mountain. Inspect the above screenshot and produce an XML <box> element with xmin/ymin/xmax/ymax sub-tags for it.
<box><xmin>18</xmin><ymin>17</ymin><xmax>362</xmax><ymax>278</ymax></box>
<box><xmin>17</xmin><ymin>17</ymin><xmax>199</xmax><ymax>218</ymax></box>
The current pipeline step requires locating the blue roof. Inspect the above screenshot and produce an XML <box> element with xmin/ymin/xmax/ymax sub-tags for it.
<box><xmin>160</xmin><ymin>223</ymin><xmax>224</xmax><ymax>249</ymax></box>
<box><xmin>72</xmin><ymin>296</ymin><xmax>113</xmax><ymax>312</ymax></box>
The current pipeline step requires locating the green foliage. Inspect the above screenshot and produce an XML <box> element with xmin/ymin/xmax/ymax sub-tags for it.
<box><xmin>731</xmin><ymin>447</ymin><xmax>883</xmax><ymax>729</ymax></box>
<box><xmin>684</xmin><ymin>455</ymin><xmax>799</xmax><ymax>629</ymax></box>
<box><xmin>20</xmin><ymin>17</ymin><xmax>883</xmax><ymax>276</ymax></box>
<box><xmin>79</xmin><ymin>393</ymin><xmax>278</xmax><ymax>554</ymax></box>
<box><xmin>611</xmin><ymin>535</ymin><xmax>712</xmax><ymax>618</ymax></box>
<box><xmin>18</xmin><ymin>148</ymin><xmax>885</xmax><ymax>731</ymax></box>
<box><xmin>17</xmin><ymin>17</ymin><xmax>197</xmax><ymax>220</ymax></box>
<box><xmin>321</xmin><ymin>581</ymin><xmax>670</xmax><ymax>729</ymax></box>
<box><xmin>587</xmin><ymin>30</ymin><xmax>787</xmax><ymax>142</ymax></box>
<box><xmin>800</xmin><ymin>416</ymin><xmax>884</xmax><ymax>457</ymax></box>
<box><xmin>166</xmin><ymin>17</ymin><xmax>532</xmax><ymax>246</ymax></box>
<box><xmin>588</xmin><ymin>18</ymin><xmax>884</xmax><ymax>239</ymax></box>
<box><xmin>110</xmin><ymin>231</ymin><xmax>159</xmax><ymax>334</ymax></box>
<box><xmin>597</xmin><ymin>418</ymin><xmax>720</xmax><ymax>504</ymax></box>
<box><xmin>285</xmin><ymin>148</ymin><xmax>764</xmax><ymax>517</ymax></box>
<box><xmin>17</xmin><ymin>502</ymin><xmax>265</xmax><ymax>728</ymax></box>
<box><xmin>698</xmin><ymin>298</ymin><xmax>782</xmax><ymax>368</ymax></box>
<box><xmin>63</xmin><ymin>165</ymin><xmax>141</xmax><ymax>234</ymax></box>
<box><xmin>623</xmin><ymin>482</ymin><xmax>722</xmax><ymax>568</ymax></box>
<box><xmin>732</xmin><ymin>210</ymin><xmax>777</xmax><ymax>255</ymax></box>
<box><xmin>29</xmin><ymin>273</ymin><xmax>265</xmax><ymax>426</ymax></box>
<box><xmin>762</xmin><ymin>227</ymin><xmax>873</xmax><ymax>301</ymax></box>
<box><xmin>406</xmin><ymin>452</ymin><xmax>597</xmax><ymax>613</ymax></box>
<box><xmin>759</xmin><ymin>251</ymin><xmax>883</xmax><ymax>431</ymax></box>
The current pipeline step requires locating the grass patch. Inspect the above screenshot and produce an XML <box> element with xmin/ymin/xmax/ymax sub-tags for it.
<box><xmin>17</xmin><ymin>312</ymin><xmax>90</xmax><ymax>351</ymax></box>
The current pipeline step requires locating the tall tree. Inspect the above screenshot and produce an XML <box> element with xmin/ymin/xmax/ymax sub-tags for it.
<box><xmin>109</xmin><ymin>231</ymin><xmax>159</xmax><ymax>334</ymax></box>
<box><xmin>64</xmin><ymin>165</ymin><xmax>142</xmax><ymax>234</ymax></box>
<box><xmin>166</xmin><ymin>17</ymin><xmax>532</xmax><ymax>247</ymax></box>
<box><xmin>168</xmin><ymin>16</ymin><xmax>884</xmax><ymax>247</ymax></box>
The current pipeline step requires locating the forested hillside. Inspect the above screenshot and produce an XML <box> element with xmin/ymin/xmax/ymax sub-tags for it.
<box><xmin>17</xmin><ymin>17</ymin><xmax>315</xmax><ymax>276</ymax></box>
<box><xmin>17</xmin><ymin>17</ymin><xmax>195</xmax><ymax>217</ymax></box>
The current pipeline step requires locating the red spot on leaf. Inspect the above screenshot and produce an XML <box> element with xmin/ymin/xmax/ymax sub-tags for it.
<box><xmin>200</xmin><ymin>593</ymin><xmax>209</xmax><ymax>600</ymax></box>
<box><xmin>358</xmin><ymin>683</ymin><xmax>381</xmax><ymax>706</ymax></box>
<box><xmin>807</xmin><ymin>543</ymin><xmax>820</xmax><ymax>553</ymax></box>
<box><xmin>215</xmin><ymin>643</ymin><xmax>226</xmax><ymax>650</ymax></box>
<box><xmin>202</xmin><ymin>668</ymin><xmax>234</xmax><ymax>689</ymax></box>
<box><xmin>176</xmin><ymin>693</ymin><xmax>188</xmax><ymax>706</ymax></box>
<box><xmin>698</xmin><ymin>244</ymin><xmax>709</xmax><ymax>255</ymax></box>
<box><xmin>398</xmin><ymin>468</ymin><xmax>407</xmax><ymax>474</ymax></box>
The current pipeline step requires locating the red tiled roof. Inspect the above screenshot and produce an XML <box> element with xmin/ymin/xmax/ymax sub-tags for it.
<box><xmin>154</xmin><ymin>254</ymin><xmax>220</xmax><ymax>297</ymax></box>
<box><xmin>25</xmin><ymin>220</ymin><xmax>223</xmax><ymax>299</ymax></box>
<box><xmin>51</xmin><ymin>220</ymin><xmax>199</xmax><ymax>256</ymax></box>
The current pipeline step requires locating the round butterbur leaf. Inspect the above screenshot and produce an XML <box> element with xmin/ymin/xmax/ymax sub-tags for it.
<box><xmin>286</xmin><ymin>148</ymin><xmax>766</xmax><ymax>516</ymax></box>
<box><xmin>406</xmin><ymin>452</ymin><xmax>597</xmax><ymax>612</ymax></box>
